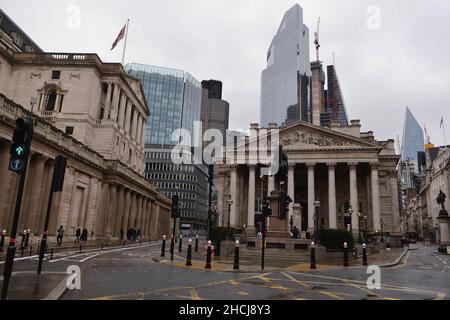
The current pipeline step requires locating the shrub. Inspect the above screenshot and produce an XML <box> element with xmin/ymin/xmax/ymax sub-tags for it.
<box><xmin>319</xmin><ymin>229</ymin><xmax>354</xmax><ymax>249</ymax></box>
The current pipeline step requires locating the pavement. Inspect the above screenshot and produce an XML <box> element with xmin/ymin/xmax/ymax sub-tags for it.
<box><xmin>0</xmin><ymin>241</ymin><xmax>448</xmax><ymax>300</ymax></box>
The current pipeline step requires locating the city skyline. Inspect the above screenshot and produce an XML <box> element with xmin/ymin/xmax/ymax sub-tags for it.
<box><xmin>1</xmin><ymin>0</ymin><xmax>448</xmax><ymax>147</ymax></box>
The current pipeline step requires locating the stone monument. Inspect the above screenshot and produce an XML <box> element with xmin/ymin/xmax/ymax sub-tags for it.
<box><xmin>436</xmin><ymin>190</ymin><xmax>450</xmax><ymax>253</ymax></box>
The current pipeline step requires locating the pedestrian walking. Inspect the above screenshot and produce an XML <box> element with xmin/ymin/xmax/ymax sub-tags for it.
<box><xmin>81</xmin><ymin>228</ymin><xmax>88</xmax><ymax>245</ymax></box>
<box><xmin>120</xmin><ymin>228</ymin><xmax>124</xmax><ymax>240</ymax></box>
<box><xmin>74</xmin><ymin>227</ymin><xmax>81</xmax><ymax>244</ymax></box>
<box><xmin>57</xmin><ymin>225</ymin><xmax>65</xmax><ymax>246</ymax></box>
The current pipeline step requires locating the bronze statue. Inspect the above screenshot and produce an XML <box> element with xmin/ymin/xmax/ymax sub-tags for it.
<box><xmin>436</xmin><ymin>190</ymin><xmax>446</xmax><ymax>211</ymax></box>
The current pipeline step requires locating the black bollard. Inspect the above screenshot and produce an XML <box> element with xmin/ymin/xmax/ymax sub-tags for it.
<box><xmin>186</xmin><ymin>239</ymin><xmax>192</xmax><ymax>266</ymax></box>
<box><xmin>29</xmin><ymin>245</ymin><xmax>32</xmax><ymax>257</ymax></box>
<box><xmin>25</xmin><ymin>230</ymin><xmax>30</xmax><ymax>248</ymax></box>
<box><xmin>310</xmin><ymin>241</ymin><xmax>317</xmax><ymax>269</ymax></box>
<box><xmin>101</xmin><ymin>242</ymin><xmax>104</xmax><ymax>251</ymax></box>
<box><xmin>161</xmin><ymin>235</ymin><xmax>166</xmax><ymax>257</ymax></box>
<box><xmin>37</xmin><ymin>240</ymin><xmax>40</xmax><ymax>256</ymax></box>
<box><xmin>0</xmin><ymin>230</ymin><xmax>6</xmax><ymax>253</ymax></box>
<box><xmin>343</xmin><ymin>242</ymin><xmax>349</xmax><ymax>267</ymax></box>
<box><xmin>195</xmin><ymin>235</ymin><xmax>199</xmax><ymax>253</ymax></box>
<box><xmin>79</xmin><ymin>244</ymin><xmax>82</xmax><ymax>254</ymax></box>
<box><xmin>21</xmin><ymin>246</ymin><xmax>24</xmax><ymax>257</ymax></box>
<box><xmin>140</xmin><ymin>239</ymin><xmax>142</xmax><ymax>246</ymax></box>
<box><xmin>233</xmin><ymin>240</ymin><xmax>240</xmax><ymax>270</ymax></box>
<box><xmin>205</xmin><ymin>240</ymin><xmax>212</xmax><ymax>269</ymax></box>
<box><xmin>362</xmin><ymin>243</ymin><xmax>368</xmax><ymax>266</ymax></box>
<box><xmin>178</xmin><ymin>235</ymin><xmax>183</xmax><ymax>253</ymax></box>
<box><xmin>20</xmin><ymin>230</ymin><xmax>26</xmax><ymax>249</ymax></box>
<box><xmin>50</xmin><ymin>248</ymin><xmax>54</xmax><ymax>261</ymax></box>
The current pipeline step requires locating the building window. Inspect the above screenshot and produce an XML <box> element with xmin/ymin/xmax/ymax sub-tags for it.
<box><xmin>52</xmin><ymin>71</ymin><xmax>61</xmax><ymax>80</ymax></box>
<box><xmin>45</xmin><ymin>89</ymin><xmax>57</xmax><ymax>111</ymax></box>
<box><xmin>65</xmin><ymin>126</ymin><xmax>74</xmax><ymax>135</ymax></box>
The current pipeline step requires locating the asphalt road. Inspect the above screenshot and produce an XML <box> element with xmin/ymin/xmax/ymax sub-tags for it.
<box><xmin>1</xmin><ymin>242</ymin><xmax>448</xmax><ymax>300</ymax></box>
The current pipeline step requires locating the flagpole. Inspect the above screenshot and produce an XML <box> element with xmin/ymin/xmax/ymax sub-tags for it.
<box><xmin>121</xmin><ymin>19</ymin><xmax>130</xmax><ymax>66</ymax></box>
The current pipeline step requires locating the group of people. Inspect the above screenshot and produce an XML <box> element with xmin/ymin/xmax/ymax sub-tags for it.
<box><xmin>290</xmin><ymin>226</ymin><xmax>300</xmax><ymax>239</ymax></box>
<box><xmin>56</xmin><ymin>226</ymin><xmax>89</xmax><ymax>246</ymax></box>
<box><xmin>122</xmin><ymin>227</ymin><xmax>140</xmax><ymax>241</ymax></box>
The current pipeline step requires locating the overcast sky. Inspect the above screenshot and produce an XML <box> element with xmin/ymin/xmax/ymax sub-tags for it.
<box><xmin>1</xmin><ymin>0</ymin><xmax>449</xmax><ymax>149</ymax></box>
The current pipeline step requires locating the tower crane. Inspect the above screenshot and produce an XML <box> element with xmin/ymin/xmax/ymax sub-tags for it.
<box><xmin>423</xmin><ymin>123</ymin><xmax>435</xmax><ymax>149</ymax></box>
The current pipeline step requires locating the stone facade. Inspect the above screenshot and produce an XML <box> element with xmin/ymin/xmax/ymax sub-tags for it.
<box><xmin>216</xmin><ymin>120</ymin><xmax>401</xmax><ymax>240</ymax></box>
<box><xmin>0</xmin><ymin>49</ymin><xmax>171</xmax><ymax>240</ymax></box>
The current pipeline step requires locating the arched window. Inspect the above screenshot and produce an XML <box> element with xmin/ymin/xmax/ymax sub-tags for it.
<box><xmin>45</xmin><ymin>89</ymin><xmax>57</xmax><ymax>111</ymax></box>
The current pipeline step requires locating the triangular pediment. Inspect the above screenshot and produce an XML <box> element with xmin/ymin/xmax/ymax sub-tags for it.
<box><xmin>279</xmin><ymin>121</ymin><xmax>382</xmax><ymax>151</ymax></box>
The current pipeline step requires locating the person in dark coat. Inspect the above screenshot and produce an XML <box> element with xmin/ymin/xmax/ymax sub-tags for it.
<box><xmin>74</xmin><ymin>227</ymin><xmax>81</xmax><ymax>244</ymax></box>
<box><xmin>80</xmin><ymin>228</ymin><xmax>88</xmax><ymax>244</ymax></box>
<box><xmin>120</xmin><ymin>228</ymin><xmax>124</xmax><ymax>240</ymax></box>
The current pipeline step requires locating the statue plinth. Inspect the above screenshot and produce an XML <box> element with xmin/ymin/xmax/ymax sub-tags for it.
<box><xmin>266</xmin><ymin>191</ymin><xmax>290</xmax><ymax>239</ymax></box>
<box><xmin>438</xmin><ymin>210</ymin><xmax>450</xmax><ymax>246</ymax></box>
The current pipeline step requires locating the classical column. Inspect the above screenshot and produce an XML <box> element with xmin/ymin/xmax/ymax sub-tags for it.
<box><xmin>131</xmin><ymin>109</ymin><xmax>138</xmax><ymax>142</ymax></box>
<box><xmin>136</xmin><ymin>116</ymin><xmax>142</xmax><ymax>145</ymax></box>
<box><xmin>349</xmin><ymin>162</ymin><xmax>359</xmax><ymax>234</ymax></box>
<box><xmin>141</xmin><ymin>121</ymin><xmax>146</xmax><ymax>147</ymax></box>
<box><xmin>328</xmin><ymin>162</ymin><xmax>337</xmax><ymax>229</ymax></box>
<box><xmin>136</xmin><ymin>195</ymin><xmax>144</xmax><ymax>231</ymax></box>
<box><xmin>268</xmin><ymin>175</ymin><xmax>275</xmax><ymax>196</ymax></box>
<box><xmin>371</xmin><ymin>164</ymin><xmax>381</xmax><ymax>231</ymax></box>
<box><xmin>110</xmin><ymin>85</ymin><xmax>120</xmax><ymax>121</ymax></box>
<box><xmin>230</xmin><ymin>167</ymin><xmax>238</xmax><ymax>227</ymax></box>
<box><xmin>389</xmin><ymin>171</ymin><xmax>401</xmax><ymax>234</ymax></box>
<box><xmin>25</xmin><ymin>155</ymin><xmax>46</xmax><ymax>233</ymax></box>
<box><xmin>288</xmin><ymin>164</ymin><xmax>295</xmax><ymax>222</ymax></box>
<box><xmin>114</xmin><ymin>187</ymin><xmax>125</xmax><ymax>236</ymax></box>
<box><xmin>106</xmin><ymin>184</ymin><xmax>118</xmax><ymax>236</ymax></box>
<box><xmin>38</xmin><ymin>92</ymin><xmax>46</xmax><ymax>111</ymax></box>
<box><xmin>307</xmin><ymin>163</ymin><xmax>315</xmax><ymax>233</ymax></box>
<box><xmin>104</xmin><ymin>82</ymin><xmax>112</xmax><ymax>120</ymax></box>
<box><xmin>247</xmin><ymin>166</ymin><xmax>256</xmax><ymax>232</ymax></box>
<box><xmin>122</xmin><ymin>190</ymin><xmax>131</xmax><ymax>231</ymax></box>
<box><xmin>124</xmin><ymin>100</ymin><xmax>132</xmax><ymax>134</ymax></box>
<box><xmin>118</xmin><ymin>94</ymin><xmax>127</xmax><ymax>129</ymax></box>
<box><xmin>128</xmin><ymin>192</ymin><xmax>137</xmax><ymax>228</ymax></box>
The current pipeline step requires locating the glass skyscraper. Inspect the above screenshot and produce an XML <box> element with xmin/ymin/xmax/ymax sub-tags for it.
<box><xmin>401</xmin><ymin>106</ymin><xmax>424</xmax><ymax>161</ymax></box>
<box><xmin>260</xmin><ymin>4</ymin><xmax>312</xmax><ymax>127</ymax></box>
<box><xmin>126</xmin><ymin>63</ymin><xmax>202</xmax><ymax>145</ymax></box>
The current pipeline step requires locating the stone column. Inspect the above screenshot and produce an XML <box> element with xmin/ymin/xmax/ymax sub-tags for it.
<box><xmin>389</xmin><ymin>171</ymin><xmax>401</xmax><ymax>234</ymax></box>
<box><xmin>371</xmin><ymin>164</ymin><xmax>381</xmax><ymax>231</ymax></box>
<box><xmin>349</xmin><ymin>162</ymin><xmax>359</xmax><ymax>234</ymax></box>
<box><xmin>122</xmin><ymin>190</ymin><xmax>131</xmax><ymax>231</ymax></box>
<box><xmin>328</xmin><ymin>162</ymin><xmax>337</xmax><ymax>229</ymax></box>
<box><xmin>38</xmin><ymin>92</ymin><xmax>46</xmax><ymax>111</ymax></box>
<box><xmin>268</xmin><ymin>175</ymin><xmax>275</xmax><ymax>196</ymax></box>
<box><xmin>230</xmin><ymin>167</ymin><xmax>238</xmax><ymax>227</ymax></box>
<box><xmin>288</xmin><ymin>164</ymin><xmax>295</xmax><ymax>222</ymax></box>
<box><xmin>118</xmin><ymin>94</ymin><xmax>127</xmax><ymax>129</ymax></box>
<box><xmin>136</xmin><ymin>195</ymin><xmax>144</xmax><ymax>231</ymax></box>
<box><xmin>114</xmin><ymin>187</ymin><xmax>125</xmax><ymax>236</ymax></box>
<box><xmin>110</xmin><ymin>85</ymin><xmax>120</xmax><ymax>121</ymax></box>
<box><xmin>106</xmin><ymin>184</ymin><xmax>118</xmax><ymax>236</ymax></box>
<box><xmin>124</xmin><ymin>101</ymin><xmax>132</xmax><ymax>134</ymax></box>
<box><xmin>104</xmin><ymin>82</ymin><xmax>112</xmax><ymax>120</ymax></box>
<box><xmin>247</xmin><ymin>165</ymin><xmax>256</xmax><ymax>233</ymax></box>
<box><xmin>25</xmin><ymin>155</ymin><xmax>46</xmax><ymax>233</ymax></box>
<box><xmin>131</xmin><ymin>109</ymin><xmax>138</xmax><ymax>142</ymax></box>
<box><xmin>128</xmin><ymin>192</ymin><xmax>137</xmax><ymax>228</ymax></box>
<box><xmin>307</xmin><ymin>163</ymin><xmax>315</xmax><ymax>233</ymax></box>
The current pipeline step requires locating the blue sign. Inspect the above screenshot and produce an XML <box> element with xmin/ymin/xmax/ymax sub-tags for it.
<box><xmin>9</xmin><ymin>158</ymin><xmax>24</xmax><ymax>172</ymax></box>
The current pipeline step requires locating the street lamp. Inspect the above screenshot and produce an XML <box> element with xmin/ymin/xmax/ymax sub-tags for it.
<box><xmin>347</xmin><ymin>206</ymin><xmax>353</xmax><ymax>233</ymax></box>
<box><xmin>314</xmin><ymin>199</ymin><xmax>320</xmax><ymax>244</ymax></box>
<box><xmin>363</xmin><ymin>214</ymin><xmax>368</xmax><ymax>242</ymax></box>
<box><xmin>380</xmin><ymin>218</ymin><xmax>384</xmax><ymax>242</ymax></box>
<box><xmin>357</xmin><ymin>211</ymin><xmax>363</xmax><ymax>244</ymax></box>
<box><xmin>225</xmin><ymin>195</ymin><xmax>233</xmax><ymax>240</ymax></box>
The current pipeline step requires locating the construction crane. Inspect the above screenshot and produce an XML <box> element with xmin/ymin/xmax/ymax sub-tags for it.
<box><xmin>314</xmin><ymin>17</ymin><xmax>320</xmax><ymax>61</ymax></box>
<box><xmin>423</xmin><ymin>123</ymin><xmax>435</xmax><ymax>149</ymax></box>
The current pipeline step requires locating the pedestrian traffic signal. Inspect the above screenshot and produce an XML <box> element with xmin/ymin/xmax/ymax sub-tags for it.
<box><xmin>171</xmin><ymin>194</ymin><xmax>179</xmax><ymax>218</ymax></box>
<box><xmin>9</xmin><ymin>117</ymin><xmax>33</xmax><ymax>173</ymax></box>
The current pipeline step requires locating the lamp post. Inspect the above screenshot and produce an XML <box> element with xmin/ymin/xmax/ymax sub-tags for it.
<box><xmin>347</xmin><ymin>206</ymin><xmax>353</xmax><ymax>233</ymax></box>
<box><xmin>226</xmin><ymin>195</ymin><xmax>233</xmax><ymax>241</ymax></box>
<box><xmin>357</xmin><ymin>212</ymin><xmax>363</xmax><ymax>244</ymax></box>
<box><xmin>364</xmin><ymin>214</ymin><xmax>368</xmax><ymax>242</ymax></box>
<box><xmin>380</xmin><ymin>218</ymin><xmax>384</xmax><ymax>242</ymax></box>
<box><xmin>314</xmin><ymin>199</ymin><xmax>320</xmax><ymax>244</ymax></box>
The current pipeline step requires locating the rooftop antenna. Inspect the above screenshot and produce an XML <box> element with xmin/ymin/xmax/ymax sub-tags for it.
<box><xmin>314</xmin><ymin>17</ymin><xmax>320</xmax><ymax>61</ymax></box>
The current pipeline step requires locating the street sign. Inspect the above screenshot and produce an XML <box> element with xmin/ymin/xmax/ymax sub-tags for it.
<box><xmin>9</xmin><ymin>158</ymin><xmax>24</xmax><ymax>172</ymax></box>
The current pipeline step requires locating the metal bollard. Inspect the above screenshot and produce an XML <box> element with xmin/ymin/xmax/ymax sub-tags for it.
<box><xmin>310</xmin><ymin>241</ymin><xmax>317</xmax><ymax>269</ymax></box>
<box><xmin>205</xmin><ymin>240</ymin><xmax>212</xmax><ymax>269</ymax></box>
<box><xmin>161</xmin><ymin>235</ymin><xmax>166</xmax><ymax>257</ymax></box>
<box><xmin>21</xmin><ymin>246</ymin><xmax>24</xmax><ymax>257</ymax></box>
<box><xmin>123</xmin><ymin>240</ymin><xmax>126</xmax><ymax>247</ymax></box>
<box><xmin>195</xmin><ymin>235</ymin><xmax>199</xmax><ymax>253</ymax></box>
<box><xmin>178</xmin><ymin>235</ymin><xmax>183</xmax><ymax>252</ymax></box>
<box><xmin>101</xmin><ymin>242</ymin><xmax>104</xmax><ymax>251</ymax></box>
<box><xmin>186</xmin><ymin>239</ymin><xmax>192</xmax><ymax>266</ymax></box>
<box><xmin>79</xmin><ymin>244</ymin><xmax>82</xmax><ymax>254</ymax></box>
<box><xmin>343</xmin><ymin>242</ymin><xmax>349</xmax><ymax>267</ymax></box>
<box><xmin>233</xmin><ymin>240</ymin><xmax>240</xmax><ymax>270</ymax></box>
<box><xmin>50</xmin><ymin>248</ymin><xmax>54</xmax><ymax>261</ymax></box>
<box><xmin>37</xmin><ymin>241</ymin><xmax>40</xmax><ymax>256</ymax></box>
<box><xmin>29</xmin><ymin>245</ymin><xmax>33</xmax><ymax>257</ymax></box>
<box><xmin>362</xmin><ymin>243</ymin><xmax>368</xmax><ymax>266</ymax></box>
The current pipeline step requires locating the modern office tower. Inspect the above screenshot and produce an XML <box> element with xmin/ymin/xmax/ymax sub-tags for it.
<box><xmin>260</xmin><ymin>4</ymin><xmax>312</xmax><ymax>127</ymax></box>
<box><xmin>126</xmin><ymin>63</ymin><xmax>209</xmax><ymax>230</ymax></box>
<box><xmin>200</xmin><ymin>80</ymin><xmax>229</xmax><ymax>145</ymax></box>
<box><xmin>401</xmin><ymin>107</ymin><xmax>425</xmax><ymax>162</ymax></box>
<box><xmin>326</xmin><ymin>65</ymin><xmax>349</xmax><ymax>126</ymax></box>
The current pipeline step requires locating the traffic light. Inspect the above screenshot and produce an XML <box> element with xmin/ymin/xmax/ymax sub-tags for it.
<box><xmin>52</xmin><ymin>156</ymin><xmax>67</xmax><ymax>192</ymax></box>
<box><xmin>9</xmin><ymin>117</ymin><xmax>33</xmax><ymax>173</ymax></box>
<box><xmin>262</xmin><ymin>199</ymin><xmax>272</xmax><ymax>217</ymax></box>
<box><xmin>171</xmin><ymin>194</ymin><xmax>179</xmax><ymax>219</ymax></box>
